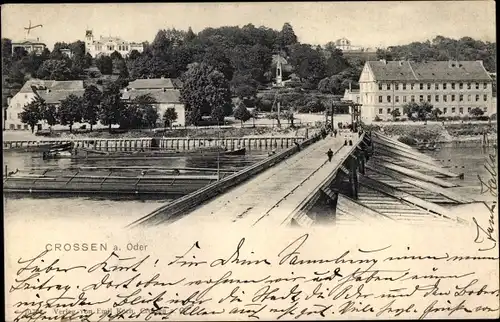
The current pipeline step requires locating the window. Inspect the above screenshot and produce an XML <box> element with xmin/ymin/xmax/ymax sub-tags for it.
<box><xmin>387</xmin><ymin>84</ymin><xmax>391</xmax><ymax>90</ymax></box>
<box><xmin>379</xmin><ymin>108</ymin><xmax>383</xmax><ymax>114</ymax></box>
<box><xmin>467</xmin><ymin>107</ymin><xmax>471</xmax><ymax>113</ymax></box>
<box><xmin>378</xmin><ymin>83</ymin><xmax>383</xmax><ymax>91</ymax></box>
<box><xmin>435</xmin><ymin>95</ymin><xmax>439</xmax><ymax>102</ymax></box>
<box><xmin>387</xmin><ymin>96</ymin><xmax>391</xmax><ymax>103</ymax></box>
<box><xmin>395</xmin><ymin>96</ymin><xmax>399</xmax><ymax>103</ymax></box>
<box><xmin>459</xmin><ymin>83</ymin><xmax>463</xmax><ymax>90</ymax></box>
<box><xmin>419</xmin><ymin>83</ymin><xmax>424</xmax><ymax>90</ymax></box>
<box><xmin>17</xmin><ymin>113</ymin><xmax>21</xmax><ymax>118</ymax></box>
<box><xmin>451</xmin><ymin>83</ymin><xmax>455</xmax><ymax>90</ymax></box>
<box><xmin>443</xmin><ymin>95</ymin><xmax>447</xmax><ymax>102</ymax></box>
<box><xmin>411</xmin><ymin>95</ymin><xmax>415</xmax><ymax>102</ymax></box>
<box><xmin>443</xmin><ymin>107</ymin><xmax>448</xmax><ymax>114</ymax></box>
<box><xmin>459</xmin><ymin>94</ymin><xmax>463</xmax><ymax>102</ymax></box>
<box><xmin>451</xmin><ymin>94</ymin><xmax>455</xmax><ymax>102</ymax></box>
<box><xmin>395</xmin><ymin>84</ymin><xmax>399</xmax><ymax>90</ymax></box>
<box><xmin>475</xmin><ymin>83</ymin><xmax>479</xmax><ymax>89</ymax></box>
<box><xmin>467</xmin><ymin>83</ymin><xmax>471</xmax><ymax>89</ymax></box>
<box><xmin>483</xmin><ymin>83</ymin><xmax>487</xmax><ymax>89</ymax></box>
<box><xmin>435</xmin><ymin>83</ymin><xmax>439</xmax><ymax>90</ymax></box>
<box><xmin>9</xmin><ymin>124</ymin><xmax>14</xmax><ymax>130</ymax></box>
<box><xmin>378</xmin><ymin>96</ymin><xmax>383</xmax><ymax>103</ymax></box>
<box><xmin>427</xmin><ymin>83</ymin><xmax>431</xmax><ymax>90</ymax></box>
<box><xmin>402</xmin><ymin>83</ymin><xmax>407</xmax><ymax>90</ymax></box>
<box><xmin>483</xmin><ymin>107</ymin><xmax>488</xmax><ymax>112</ymax></box>
<box><xmin>484</xmin><ymin>94</ymin><xmax>488</xmax><ymax>101</ymax></box>
<box><xmin>403</xmin><ymin>96</ymin><xmax>407</xmax><ymax>103</ymax></box>
<box><xmin>468</xmin><ymin>94</ymin><xmax>471</xmax><ymax>101</ymax></box>
<box><xmin>475</xmin><ymin>95</ymin><xmax>480</xmax><ymax>101</ymax></box>
<box><xmin>387</xmin><ymin>108</ymin><xmax>392</xmax><ymax>114</ymax></box>
<box><xmin>24</xmin><ymin>124</ymin><xmax>29</xmax><ymax>130</ymax></box>
<box><xmin>459</xmin><ymin>107</ymin><xmax>463</xmax><ymax>114</ymax></box>
<box><xmin>427</xmin><ymin>95</ymin><xmax>431</xmax><ymax>102</ymax></box>
<box><xmin>443</xmin><ymin>83</ymin><xmax>447</xmax><ymax>90</ymax></box>
<box><xmin>411</xmin><ymin>83</ymin><xmax>415</xmax><ymax>90</ymax></box>
<box><xmin>419</xmin><ymin>95</ymin><xmax>424</xmax><ymax>102</ymax></box>
<box><xmin>452</xmin><ymin>107</ymin><xmax>456</xmax><ymax>113</ymax></box>
<box><xmin>17</xmin><ymin>124</ymin><xmax>22</xmax><ymax>130</ymax></box>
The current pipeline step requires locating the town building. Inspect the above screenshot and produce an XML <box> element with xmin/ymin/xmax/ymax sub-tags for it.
<box><xmin>85</xmin><ymin>30</ymin><xmax>144</xmax><ymax>58</ymax></box>
<box><xmin>11</xmin><ymin>38</ymin><xmax>47</xmax><ymax>55</ymax></box>
<box><xmin>4</xmin><ymin>79</ymin><xmax>84</xmax><ymax>131</ymax></box>
<box><xmin>334</xmin><ymin>38</ymin><xmax>362</xmax><ymax>52</ymax></box>
<box><xmin>358</xmin><ymin>60</ymin><xmax>494</xmax><ymax>122</ymax></box>
<box><xmin>121</xmin><ymin>78</ymin><xmax>185</xmax><ymax>127</ymax></box>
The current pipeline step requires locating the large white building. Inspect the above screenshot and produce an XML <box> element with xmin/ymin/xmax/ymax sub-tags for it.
<box><xmin>121</xmin><ymin>78</ymin><xmax>186</xmax><ymax>127</ymax></box>
<box><xmin>11</xmin><ymin>38</ymin><xmax>47</xmax><ymax>56</ymax></box>
<box><xmin>358</xmin><ymin>60</ymin><xmax>494</xmax><ymax>122</ymax></box>
<box><xmin>85</xmin><ymin>30</ymin><xmax>144</xmax><ymax>58</ymax></box>
<box><xmin>3</xmin><ymin>79</ymin><xmax>84</xmax><ymax>131</ymax></box>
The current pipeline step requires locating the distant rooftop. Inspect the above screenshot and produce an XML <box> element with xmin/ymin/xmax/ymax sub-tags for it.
<box><xmin>19</xmin><ymin>79</ymin><xmax>84</xmax><ymax>93</ymax></box>
<box><xmin>122</xmin><ymin>89</ymin><xmax>181</xmax><ymax>104</ymax></box>
<box><xmin>127</xmin><ymin>78</ymin><xmax>181</xmax><ymax>90</ymax></box>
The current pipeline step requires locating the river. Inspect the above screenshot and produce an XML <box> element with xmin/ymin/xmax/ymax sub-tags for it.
<box><xmin>3</xmin><ymin>145</ymin><xmax>497</xmax><ymax>228</ymax></box>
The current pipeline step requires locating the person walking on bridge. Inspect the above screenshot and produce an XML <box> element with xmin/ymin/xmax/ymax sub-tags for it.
<box><xmin>327</xmin><ymin>148</ymin><xmax>333</xmax><ymax>162</ymax></box>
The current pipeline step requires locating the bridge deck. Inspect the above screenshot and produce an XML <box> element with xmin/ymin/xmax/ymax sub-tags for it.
<box><xmin>165</xmin><ymin>133</ymin><xmax>361</xmax><ymax>228</ymax></box>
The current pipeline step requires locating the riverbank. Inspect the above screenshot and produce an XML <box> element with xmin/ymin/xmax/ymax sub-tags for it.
<box><xmin>367</xmin><ymin>122</ymin><xmax>497</xmax><ymax>146</ymax></box>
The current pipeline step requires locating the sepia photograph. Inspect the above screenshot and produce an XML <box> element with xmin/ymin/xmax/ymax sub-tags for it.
<box><xmin>3</xmin><ymin>2</ymin><xmax>498</xmax><ymax>321</ymax></box>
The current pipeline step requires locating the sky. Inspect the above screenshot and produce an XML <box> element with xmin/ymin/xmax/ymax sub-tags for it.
<box><xmin>1</xmin><ymin>1</ymin><xmax>496</xmax><ymax>50</ymax></box>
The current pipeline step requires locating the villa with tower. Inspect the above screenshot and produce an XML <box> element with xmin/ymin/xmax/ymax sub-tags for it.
<box><xmin>84</xmin><ymin>30</ymin><xmax>144</xmax><ymax>58</ymax></box>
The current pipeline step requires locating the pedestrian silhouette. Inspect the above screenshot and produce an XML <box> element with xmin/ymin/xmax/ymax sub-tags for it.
<box><xmin>327</xmin><ymin>148</ymin><xmax>333</xmax><ymax>162</ymax></box>
<box><xmin>344</xmin><ymin>139</ymin><xmax>348</xmax><ymax>146</ymax></box>
<box><xmin>349</xmin><ymin>140</ymin><xmax>353</xmax><ymax>146</ymax></box>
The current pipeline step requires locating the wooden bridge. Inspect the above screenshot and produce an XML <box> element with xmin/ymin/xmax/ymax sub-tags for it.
<box><xmin>129</xmin><ymin>130</ymin><xmax>473</xmax><ymax>229</ymax></box>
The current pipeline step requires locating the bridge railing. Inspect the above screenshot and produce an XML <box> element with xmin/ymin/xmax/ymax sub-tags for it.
<box><xmin>127</xmin><ymin>134</ymin><xmax>322</xmax><ymax>228</ymax></box>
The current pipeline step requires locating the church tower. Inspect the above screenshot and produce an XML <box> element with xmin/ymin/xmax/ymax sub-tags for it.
<box><xmin>85</xmin><ymin>30</ymin><xmax>94</xmax><ymax>55</ymax></box>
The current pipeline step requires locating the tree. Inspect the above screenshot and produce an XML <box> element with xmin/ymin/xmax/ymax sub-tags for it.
<box><xmin>233</xmin><ymin>102</ymin><xmax>252</xmax><ymax>127</ymax></box>
<box><xmin>390</xmin><ymin>109</ymin><xmax>401</xmax><ymax>121</ymax></box>
<box><xmin>121</xmin><ymin>94</ymin><xmax>158</xmax><ymax>129</ymax></box>
<box><xmin>185</xmin><ymin>27</ymin><xmax>196</xmax><ymax>43</ymax></box>
<box><xmin>41</xmin><ymin>103</ymin><xmax>58</xmax><ymax>130</ymax></box>
<box><xmin>419</xmin><ymin>102</ymin><xmax>434</xmax><ymax>120</ymax></box>
<box><xmin>180</xmin><ymin>63</ymin><xmax>232</xmax><ymax>125</ymax></box>
<box><xmin>110</xmin><ymin>51</ymin><xmax>123</xmax><ymax>61</ymax></box>
<box><xmin>267</xmin><ymin>112</ymin><xmax>281</xmax><ymax>127</ymax></box>
<box><xmin>470</xmin><ymin>107</ymin><xmax>485</xmax><ymax>117</ymax></box>
<box><xmin>19</xmin><ymin>98</ymin><xmax>44</xmax><ymax>133</ymax></box>
<box><xmin>163</xmin><ymin>107</ymin><xmax>178</xmax><ymax>129</ymax></box>
<box><xmin>289</xmin><ymin>44</ymin><xmax>326</xmax><ymax>84</ymax></box>
<box><xmin>100</xmin><ymin>83</ymin><xmax>124</xmax><ymax>131</ymax></box>
<box><xmin>82</xmin><ymin>85</ymin><xmax>102</xmax><ymax>131</ymax></box>
<box><xmin>282</xmin><ymin>110</ymin><xmax>295</xmax><ymax>127</ymax></box>
<box><xmin>96</xmin><ymin>55</ymin><xmax>113</xmax><ymax>75</ymax></box>
<box><xmin>36</xmin><ymin>59</ymin><xmax>73</xmax><ymax>80</ymax></box>
<box><xmin>402</xmin><ymin>102</ymin><xmax>420</xmax><ymax>120</ymax></box>
<box><xmin>59</xmin><ymin>94</ymin><xmax>83</xmax><ymax>132</ymax></box>
<box><xmin>128</xmin><ymin>50</ymin><xmax>141</xmax><ymax>61</ymax></box>
<box><xmin>431</xmin><ymin>107</ymin><xmax>443</xmax><ymax>120</ymax></box>
<box><xmin>278</xmin><ymin>23</ymin><xmax>298</xmax><ymax>49</ymax></box>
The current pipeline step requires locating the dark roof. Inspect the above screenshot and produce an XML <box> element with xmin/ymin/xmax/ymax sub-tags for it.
<box><xmin>19</xmin><ymin>79</ymin><xmax>84</xmax><ymax>93</ymax></box>
<box><xmin>122</xmin><ymin>89</ymin><xmax>181</xmax><ymax>104</ymax></box>
<box><xmin>366</xmin><ymin>60</ymin><xmax>493</xmax><ymax>82</ymax></box>
<box><xmin>37</xmin><ymin>90</ymin><xmax>85</xmax><ymax>104</ymax></box>
<box><xmin>127</xmin><ymin>78</ymin><xmax>180</xmax><ymax>90</ymax></box>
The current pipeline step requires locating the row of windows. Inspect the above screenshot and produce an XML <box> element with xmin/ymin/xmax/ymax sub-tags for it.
<box><xmin>378</xmin><ymin>94</ymin><xmax>488</xmax><ymax>103</ymax></box>
<box><xmin>7</xmin><ymin>124</ymin><xmax>29</xmax><ymax>130</ymax></box>
<box><xmin>377</xmin><ymin>82</ymin><xmax>488</xmax><ymax>91</ymax></box>
<box><xmin>379</xmin><ymin>106</ymin><xmax>488</xmax><ymax>115</ymax></box>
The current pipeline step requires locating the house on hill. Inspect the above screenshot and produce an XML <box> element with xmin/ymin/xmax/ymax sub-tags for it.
<box><xmin>4</xmin><ymin>79</ymin><xmax>84</xmax><ymax>131</ymax></box>
<box><xmin>121</xmin><ymin>78</ymin><xmax>185</xmax><ymax>127</ymax></box>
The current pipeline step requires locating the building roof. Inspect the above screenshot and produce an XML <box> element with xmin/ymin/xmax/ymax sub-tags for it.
<box><xmin>19</xmin><ymin>79</ymin><xmax>85</xmax><ymax>93</ymax></box>
<box><xmin>12</xmin><ymin>39</ymin><xmax>46</xmax><ymax>45</ymax></box>
<box><xmin>127</xmin><ymin>78</ymin><xmax>180</xmax><ymax>90</ymax></box>
<box><xmin>37</xmin><ymin>90</ymin><xmax>85</xmax><ymax>104</ymax></box>
<box><xmin>366</xmin><ymin>60</ymin><xmax>493</xmax><ymax>82</ymax></box>
<box><xmin>122</xmin><ymin>89</ymin><xmax>181</xmax><ymax>104</ymax></box>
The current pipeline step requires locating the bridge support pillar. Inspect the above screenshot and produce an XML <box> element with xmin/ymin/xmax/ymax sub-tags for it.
<box><xmin>356</xmin><ymin>150</ymin><xmax>366</xmax><ymax>175</ymax></box>
<box><xmin>349</xmin><ymin>156</ymin><xmax>359</xmax><ymax>199</ymax></box>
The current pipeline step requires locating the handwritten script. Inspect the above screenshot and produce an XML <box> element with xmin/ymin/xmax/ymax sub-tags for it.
<box><xmin>7</xmin><ymin>234</ymin><xmax>500</xmax><ymax>321</ymax></box>
<box><xmin>474</xmin><ymin>151</ymin><xmax>498</xmax><ymax>251</ymax></box>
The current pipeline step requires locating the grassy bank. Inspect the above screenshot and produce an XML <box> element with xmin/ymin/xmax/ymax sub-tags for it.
<box><xmin>365</xmin><ymin>122</ymin><xmax>497</xmax><ymax>145</ymax></box>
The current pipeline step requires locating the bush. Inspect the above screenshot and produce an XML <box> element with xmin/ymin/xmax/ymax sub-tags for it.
<box><xmin>476</xmin><ymin>115</ymin><xmax>490</xmax><ymax>121</ymax></box>
<box><xmin>398</xmin><ymin>135</ymin><xmax>418</xmax><ymax>146</ymax></box>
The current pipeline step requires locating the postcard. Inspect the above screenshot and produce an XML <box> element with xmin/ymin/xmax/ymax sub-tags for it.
<box><xmin>2</xmin><ymin>2</ymin><xmax>498</xmax><ymax>321</ymax></box>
